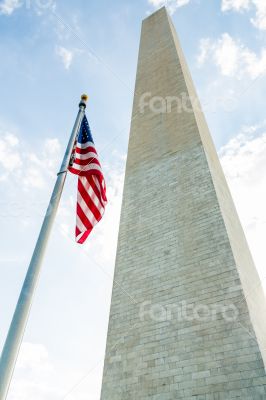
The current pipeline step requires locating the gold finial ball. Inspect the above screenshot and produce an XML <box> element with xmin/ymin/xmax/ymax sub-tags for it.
<box><xmin>81</xmin><ymin>94</ymin><xmax>88</xmax><ymax>102</ymax></box>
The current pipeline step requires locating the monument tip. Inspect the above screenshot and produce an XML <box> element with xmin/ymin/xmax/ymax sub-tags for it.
<box><xmin>144</xmin><ymin>5</ymin><xmax>168</xmax><ymax>22</ymax></box>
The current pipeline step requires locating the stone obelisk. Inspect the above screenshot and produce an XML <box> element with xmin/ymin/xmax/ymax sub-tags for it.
<box><xmin>100</xmin><ymin>7</ymin><xmax>266</xmax><ymax>399</ymax></box>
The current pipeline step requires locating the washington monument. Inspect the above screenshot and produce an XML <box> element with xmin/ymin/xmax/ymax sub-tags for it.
<box><xmin>100</xmin><ymin>7</ymin><xmax>266</xmax><ymax>399</ymax></box>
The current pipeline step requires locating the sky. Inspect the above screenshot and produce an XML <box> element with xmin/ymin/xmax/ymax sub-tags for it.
<box><xmin>0</xmin><ymin>0</ymin><xmax>266</xmax><ymax>398</ymax></box>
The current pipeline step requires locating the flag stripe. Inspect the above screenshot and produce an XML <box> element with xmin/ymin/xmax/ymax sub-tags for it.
<box><xmin>70</xmin><ymin>163</ymin><xmax>102</xmax><ymax>173</ymax></box>
<box><xmin>76</xmin><ymin>141</ymin><xmax>94</xmax><ymax>150</ymax></box>
<box><xmin>75</xmin><ymin>152</ymin><xmax>99</xmax><ymax>160</ymax></box>
<box><xmin>74</xmin><ymin>157</ymin><xmax>100</xmax><ymax>166</ymax></box>
<box><xmin>76</xmin><ymin>211</ymin><xmax>88</xmax><ymax>233</ymax></box>
<box><xmin>83</xmin><ymin>175</ymin><xmax>106</xmax><ymax>210</ymax></box>
<box><xmin>78</xmin><ymin>178</ymin><xmax>103</xmax><ymax>221</ymax></box>
<box><xmin>77</xmin><ymin>203</ymin><xmax>94</xmax><ymax>232</ymax></box>
<box><xmin>77</xmin><ymin>191</ymin><xmax>98</xmax><ymax>227</ymax></box>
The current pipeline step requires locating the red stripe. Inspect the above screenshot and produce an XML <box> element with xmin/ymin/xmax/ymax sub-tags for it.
<box><xmin>78</xmin><ymin>178</ymin><xmax>102</xmax><ymax>222</ymax></box>
<box><xmin>77</xmin><ymin>230</ymin><xmax>91</xmax><ymax>244</ymax></box>
<box><xmin>68</xmin><ymin>166</ymin><xmax>79</xmax><ymax>175</ymax></box>
<box><xmin>74</xmin><ymin>157</ymin><xmax>100</xmax><ymax>166</ymax></box>
<box><xmin>77</xmin><ymin>169</ymin><xmax>104</xmax><ymax>178</ymax></box>
<box><xmin>78</xmin><ymin>178</ymin><xmax>102</xmax><ymax>221</ymax></box>
<box><xmin>77</xmin><ymin>202</ymin><xmax>94</xmax><ymax>231</ymax></box>
<box><xmin>68</xmin><ymin>166</ymin><xmax>102</xmax><ymax>176</ymax></box>
<box><xmin>88</xmin><ymin>175</ymin><xmax>106</xmax><ymax>208</ymax></box>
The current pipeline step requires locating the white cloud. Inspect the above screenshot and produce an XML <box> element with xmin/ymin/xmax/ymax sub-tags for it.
<box><xmin>198</xmin><ymin>33</ymin><xmax>240</xmax><ymax>76</ymax></box>
<box><xmin>197</xmin><ymin>38</ymin><xmax>212</xmax><ymax>66</ymax></box>
<box><xmin>252</xmin><ymin>0</ymin><xmax>266</xmax><ymax>30</ymax></box>
<box><xmin>9</xmin><ymin>341</ymin><xmax>100</xmax><ymax>400</ymax></box>
<box><xmin>0</xmin><ymin>0</ymin><xmax>22</xmax><ymax>15</ymax></box>
<box><xmin>0</xmin><ymin>0</ymin><xmax>56</xmax><ymax>16</ymax></box>
<box><xmin>9</xmin><ymin>342</ymin><xmax>59</xmax><ymax>400</ymax></box>
<box><xmin>22</xmin><ymin>167</ymin><xmax>45</xmax><ymax>189</ymax></box>
<box><xmin>0</xmin><ymin>130</ymin><xmax>61</xmax><ymax>189</ymax></box>
<box><xmin>8</xmin><ymin>342</ymin><xmax>101</xmax><ymax>400</ymax></box>
<box><xmin>214</xmin><ymin>35</ymin><xmax>242</xmax><ymax>76</ymax></box>
<box><xmin>148</xmin><ymin>0</ymin><xmax>190</xmax><ymax>15</ymax></box>
<box><xmin>221</xmin><ymin>0</ymin><xmax>266</xmax><ymax>30</ymax></box>
<box><xmin>198</xmin><ymin>33</ymin><xmax>266</xmax><ymax>79</ymax></box>
<box><xmin>56</xmin><ymin>46</ymin><xmax>73</xmax><ymax>70</ymax></box>
<box><xmin>22</xmin><ymin>139</ymin><xmax>61</xmax><ymax>189</ymax></box>
<box><xmin>16</xmin><ymin>342</ymin><xmax>53</xmax><ymax>371</ymax></box>
<box><xmin>222</xmin><ymin>0</ymin><xmax>250</xmax><ymax>12</ymax></box>
<box><xmin>9</xmin><ymin>340</ymin><xmax>103</xmax><ymax>400</ymax></box>
<box><xmin>219</xmin><ymin>121</ymin><xmax>266</xmax><ymax>285</ymax></box>
<box><xmin>5</xmin><ymin>133</ymin><xmax>19</xmax><ymax>146</ymax></box>
<box><xmin>0</xmin><ymin>133</ymin><xmax>22</xmax><ymax>175</ymax></box>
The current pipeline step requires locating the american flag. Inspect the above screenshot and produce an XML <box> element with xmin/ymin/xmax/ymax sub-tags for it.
<box><xmin>68</xmin><ymin>115</ymin><xmax>107</xmax><ymax>244</ymax></box>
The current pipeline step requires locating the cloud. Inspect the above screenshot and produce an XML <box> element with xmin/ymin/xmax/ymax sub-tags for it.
<box><xmin>148</xmin><ymin>0</ymin><xmax>190</xmax><ymax>15</ymax></box>
<box><xmin>56</xmin><ymin>46</ymin><xmax>73</xmax><ymax>70</ymax></box>
<box><xmin>0</xmin><ymin>0</ymin><xmax>22</xmax><ymax>15</ymax></box>
<box><xmin>22</xmin><ymin>139</ymin><xmax>61</xmax><ymax>189</ymax></box>
<box><xmin>198</xmin><ymin>34</ymin><xmax>240</xmax><ymax>76</ymax></box>
<box><xmin>16</xmin><ymin>342</ymin><xmax>53</xmax><ymax>371</ymax></box>
<box><xmin>219</xmin><ymin>121</ymin><xmax>266</xmax><ymax>285</ymax></box>
<box><xmin>0</xmin><ymin>131</ymin><xmax>62</xmax><ymax>231</ymax></box>
<box><xmin>8</xmin><ymin>341</ymin><xmax>103</xmax><ymax>400</ymax></box>
<box><xmin>197</xmin><ymin>33</ymin><xmax>266</xmax><ymax>79</ymax></box>
<box><xmin>22</xmin><ymin>167</ymin><xmax>45</xmax><ymax>189</ymax></box>
<box><xmin>8</xmin><ymin>342</ymin><xmax>98</xmax><ymax>400</ymax></box>
<box><xmin>222</xmin><ymin>0</ymin><xmax>250</xmax><ymax>12</ymax></box>
<box><xmin>0</xmin><ymin>133</ymin><xmax>22</xmax><ymax>177</ymax></box>
<box><xmin>0</xmin><ymin>0</ymin><xmax>56</xmax><ymax>16</ymax></box>
<box><xmin>251</xmin><ymin>0</ymin><xmax>266</xmax><ymax>30</ymax></box>
<box><xmin>0</xmin><ymin>130</ymin><xmax>62</xmax><ymax>189</ymax></box>
<box><xmin>8</xmin><ymin>342</ymin><xmax>59</xmax><ymax>400</ymax></box>
<box><xmin>221</xmin><ymin>0</ymin><xmax>266</xmax><ymax>30</ymax></box>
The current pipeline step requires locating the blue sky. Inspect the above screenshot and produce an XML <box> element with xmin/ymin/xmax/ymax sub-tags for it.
<box><xmin>0</xmin><ymin>0</ymin><xmax>266</xmax><ymax>398</ymax></box>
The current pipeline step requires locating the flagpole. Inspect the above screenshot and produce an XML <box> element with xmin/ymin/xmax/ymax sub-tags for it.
<box><xmin>0</xmin><ymin>94</ymin><xmax>88</xmax><ymax>400</ymax></box>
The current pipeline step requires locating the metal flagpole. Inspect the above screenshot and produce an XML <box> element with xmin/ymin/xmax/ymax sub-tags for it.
<box><xmin>0</xmin><ymin>94</ymin><xmax>88</xmax><ymax>400</ymax></box>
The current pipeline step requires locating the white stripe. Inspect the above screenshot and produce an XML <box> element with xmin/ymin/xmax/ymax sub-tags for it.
<box><xmin>75</xmin><ymin>152</ymin><xmax>99</xmax><ymax>161</ymax></box>
<box><xmin>76</xmin><ymin>141</ymin><xmax>95</xmax><ymax>150</ymax></box>
<box><xmin>71</xmin><ymin>163</ymin><xmax>102</xmax><ymax>173</ymax></box>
